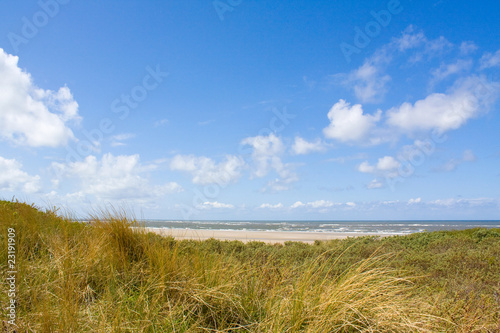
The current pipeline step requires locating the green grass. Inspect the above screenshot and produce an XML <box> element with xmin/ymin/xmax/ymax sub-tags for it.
<box><xmin>1</xmin><ymin>200</ymin><xmax>499</xmax><ymax>332</ymax></box>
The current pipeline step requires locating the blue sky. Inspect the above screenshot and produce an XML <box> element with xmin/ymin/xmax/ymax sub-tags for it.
<box><xmin>1</xmin><ymin>0</ymin><xmax>499</xmax><ymax>220</ymax></box>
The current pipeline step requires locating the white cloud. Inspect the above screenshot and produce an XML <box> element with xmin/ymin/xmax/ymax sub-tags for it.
<box><xmin>308</xmin><ymin>200</ymin><xmax>337</xmax><ymax>208</ymax></box>
<box><xmin>292</xmin><ymin>137</ymin><xmax>327</xmax><ymax>155</ymax></box>
<box><xmin>480</xmin><ymin>49</ymin><xmax>500</xmax><ymax>69</ymax></box>
<box><xmin>0</xmin><ymin>156</ymin><xmax>41</xmax><ymax>193</ymax></box>
<box><xmin>241</xmin><ymin>133</ymin><xmax>285</xmax><ymax>177</ymax></box>
<box><xmin>430</xmin><ymin>59</ymin><xmax>473</xmax><ymax>84</ymax></box>
<box><xmin>290</xmin><ymin>201</ymin><xmax>305</xmax><ymax>209</ymax></box>
<box><xmin>242</xmin><ymin>134</ymin><xmax>298</xmax><ymax>190</ymax></box>
<box><xmin>197</xmin><ymin>201</ymin><xmax>234</xmax><ymax>209</ymax></box>
<box><xmin>110</xmin><ymin>133</ymin><xmax>136</xmax><ymax>147</ymax></box>
<box><xmin>429</xmin><ymin>197</ymin><xmax>499</xmax><ymax>208</ymax></box>
<box><xmin>377</xmin><ymin>156</ymin><xmax>401</xmax><ymax>170</ymax></box>
<box><xmin>424</xmin><ymin>36</ymin><xmax>454</xmax><ymax>57</ymax></box>
<box><xmin>264</xmin><ymin>176</ymin><xmax>298</xmax><ymax>192</ymax></box>
<box><xmin>459</xmin><ymin>41</ymin><xmax>478</xmax><ymax>55</ymax></box>
<box><xmin>358</xmin><ymin>156</ymin><xmax>401</xmax><ymax>178</ymax></box>
<box><xmin>387</xmin><ymin>76</ymin><xmax>499</xmax><ymax>133</ymax></box>
<box><xmin>52</xmin><ymin>153</ymin><xmax>182</xmax><ymax>201</ymax></box>
<box><xmin>358</xmin><ymin>161</ymin><xmax>375</xmax><ymax>173</ymax></box>
<box><xmin>391</xmin><ymin>26</ymin><xmax>453</xmax><ymax>63</ymax></box>
<box><xmin>323</xmin><ymin>100</ymin><xmax>381</xmax><ymax>143</ymax></box>
<box><xmin>392</xmin><ymin>26</ymin><xmax>426</xmax><ymax>51</ymax></box>
<box><xmin>285</xmin><ymin>197</ymin><xmax>500</xmax><ymax>217</ymax></box>
<box><xmin>327</xmin><ymin>27</ymin><xmax>489</xmax><ymax>146</ymax></box>
<box><xmin>289</xmin><ymin>200</ymin><xmax>362</xmax><ymax>212</ymax></box>
<box><xmin>259</xmin><ymin>203</ymin><xmax>283</xmax><ymax>209</ymax></box>
<box><xmin>290</xmin><ymin>200</ymin><xmax>339</xmax><ymax>209</ymax></box>
<box><xmin>0</xmin><ymin>48</ymin><xmax>80</xmax><ymax>147</ymax></box>
<box><xmin>367</xmin><ymin>179</ymin><xmax>384</xmax><ymax>189</ymax></box>
<box><xmin>170</xmin><ymin>154</ymin><xmax>245</xmax><ymax>185</ymax></box>
<box><xmin>408</xmin><ymin>197</ymin><xmax>421</xmax><ymax>204</ymax></box>
<box><xmin>362</xmin><ymin>156</ymin><xmax>400</xmax><ymax>173</ymax></box>
<box><xmin>344</xmin><ymin>61</ymin><xmax>391</xmax><ymax>103</ymax></box>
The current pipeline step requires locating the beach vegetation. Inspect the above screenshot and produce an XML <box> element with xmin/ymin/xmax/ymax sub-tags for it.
<box><xmin>1</xmin><ymin>200</ymin><xmax>499</xmax><ymax>332</ymax></box>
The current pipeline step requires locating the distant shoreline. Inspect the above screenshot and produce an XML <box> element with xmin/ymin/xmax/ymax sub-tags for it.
<box><xmin>144</xmin><ymin>228</ymin><xmax>395</xmax><ymax>244</ymax></box>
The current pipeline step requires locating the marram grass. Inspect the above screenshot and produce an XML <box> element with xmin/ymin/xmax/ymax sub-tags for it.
<box><xmin>1</xmin><ymin>200</ymin><xmax>499</xmax><ymax>332</ymax></box>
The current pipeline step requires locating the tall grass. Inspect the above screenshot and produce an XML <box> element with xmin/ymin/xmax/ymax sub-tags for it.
<box><xmin>1</xmin><ymin>200</ymin><xmax>499</xmax><ymax>332</ymax></box>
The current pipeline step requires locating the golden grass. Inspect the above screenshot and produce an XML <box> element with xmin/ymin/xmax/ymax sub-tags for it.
<box><xmin>1</xmin><ymin>200</ymin><xmax>499</xmax><ymax>332</ymax></box>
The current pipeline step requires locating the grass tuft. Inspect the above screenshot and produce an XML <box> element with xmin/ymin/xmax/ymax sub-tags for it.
<box><xmin>1</xmin><ymin>200</ymin><xmax>499</xmax><ymax>332</ymax></box>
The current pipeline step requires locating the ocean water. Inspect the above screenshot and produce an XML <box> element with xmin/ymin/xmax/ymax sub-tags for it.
<box><xmin>142</xmin><ymin>220</ymin><xmax>500</xmax><ymax>236</ymax></box>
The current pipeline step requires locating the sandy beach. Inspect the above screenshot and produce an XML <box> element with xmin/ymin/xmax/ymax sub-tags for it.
<box><xmin>145</xmin><ymin>228</ymin><xmax>393</xmax><ymax>244</ymax></box>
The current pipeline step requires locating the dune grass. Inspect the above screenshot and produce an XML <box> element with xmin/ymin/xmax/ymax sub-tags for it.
<box><xmin>1</xmin><ymin>200</ymin><xmax>499</xmax><ymax>332</ymax></box>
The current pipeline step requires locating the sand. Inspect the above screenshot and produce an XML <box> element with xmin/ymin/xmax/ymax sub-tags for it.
<box><xmin>145</xmin><ymin>228</ymin><xmax>393</xmax><ymax>244</ymax></box>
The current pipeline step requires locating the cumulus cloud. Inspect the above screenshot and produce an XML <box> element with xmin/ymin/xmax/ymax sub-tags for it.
<box><xmin>387</xmin><ymin>76</ymin><xmax>499</xmax><ymax>133</ymax></box>
<box><xmin>290</xmin><ymin>201</ymin><xmax>305</xmax><ymax>209</ymax></box>
<box><xmin>327</xmin><ymin>27</ymin><xmax>495</xmax><ymax>146</ymax></box>
<box><xmin>307</xmin><ymin>200</ymin><xmax>338</xmax><ymax>208</ymax></box>
<box><xmin>242</xmin><ymin>133</ymin><xmax>297</xmax><ymax>191</ymax></box>
<box><xmin>290</xmin><ymin>200</ymin><xmax>335</xmax><ymax>209</ymax></box>
<box><xmin>0</xmin><ymin>48</ymin><xmax>80</xmax><ymax>147</ymax></box>
<box><xmin>290</xmin><ymin>200</ymin><xmax>358</xmax><ymax>211</ymax></box>
<box><xmin>259</xmin><ymin>203</ymin><xmax>283</xmax><ymax>209</ymax></box>
<box><xmin>197</xmin><ymin>201</ymin><xmax>234</xmax><ymax>209</ymax></box>
<box><xmin>323</xmin><ymin>100</ymin><xmax>381</xmax><ymax>143</ymax></box>
<box><xmin>291</xmin><ymin>137</ymin><xmax>327</xmax><ymax>155</ymax></box>
<box><xmin>376</xmin><ymin>156</ymin><xmax>401</xmax><ymax>170</ymax></box>
<box><xmin>170</xmin><ymin>154</ymin><xmax>245</xmax><ymax>185</ymax></box>
<box><xmin>408</xmin><ymin>197</ymin><xmax>421</xmax><ymax>204</ymax></box>
<box><xmin>358</xmin><ymin>156</ymin><xmax>401</xmax><ymax>178</ymax></box>
<box><xmin>0</xmin><ymin>156</ymin><xmax>41</xmax><ymax>193</ymax></box>
<box><xmin>52</xmin><ymin>153</ymin><xmax>182</xmax><ymax>201</ymax></box>
<box><xmin>241</xmin><ymin>134</ymin><xmax>285</xmax><ymax>177</ymax></box>
<box><xmin>358</xmin><ymin>162</ymin><xmax>375</xmax><ymax>173</ymax></box>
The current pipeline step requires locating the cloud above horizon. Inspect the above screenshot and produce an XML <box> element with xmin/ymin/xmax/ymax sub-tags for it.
<box><xmin>52</xmin><ymin>153</ymin><xmax>182</xmax><ymax>202</ymax></box>
<box><xmin>321</xmin><ymin>26</ymin><xmax>500</xmax><ymax>148</ymax></box>
<box><xmin>0</xmin><ymin>48</ymin><xmax>80</xmax><ymax>147</ymax></box>
<box><xmin>323</xmin><ymin>100</ymin><xmax>381</xmax><ymax>143</ymax></box>
<box><xmin>242</xmin><ymin>133</ymin><xmax>298</xmax><ymax>191</ymax></box>
<box><xmin>387</xmin><ymin>75</ymin><xmax>499</xmax><ymax>133</ymax></box>
<box><xmin>0</xmin><ymin>156</ymin><xmax>41</xmax><ymax>194</ymax></box>
<box><xmin>170</xmin><ymin>154</ymin><xmax>245</xmax><ymax>185</ymax></box>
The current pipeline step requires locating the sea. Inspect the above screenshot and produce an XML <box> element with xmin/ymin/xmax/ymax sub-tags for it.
<box><xmin>142</xmin><ymin>220</ymin><xmax>500</xmax><ymax>236</ymax></box>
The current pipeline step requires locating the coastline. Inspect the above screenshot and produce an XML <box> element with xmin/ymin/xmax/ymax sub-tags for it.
<box><xmin>144</xmin><ymin>228</ymin><xmax>395</xmax><ymax>244</ymax></box>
